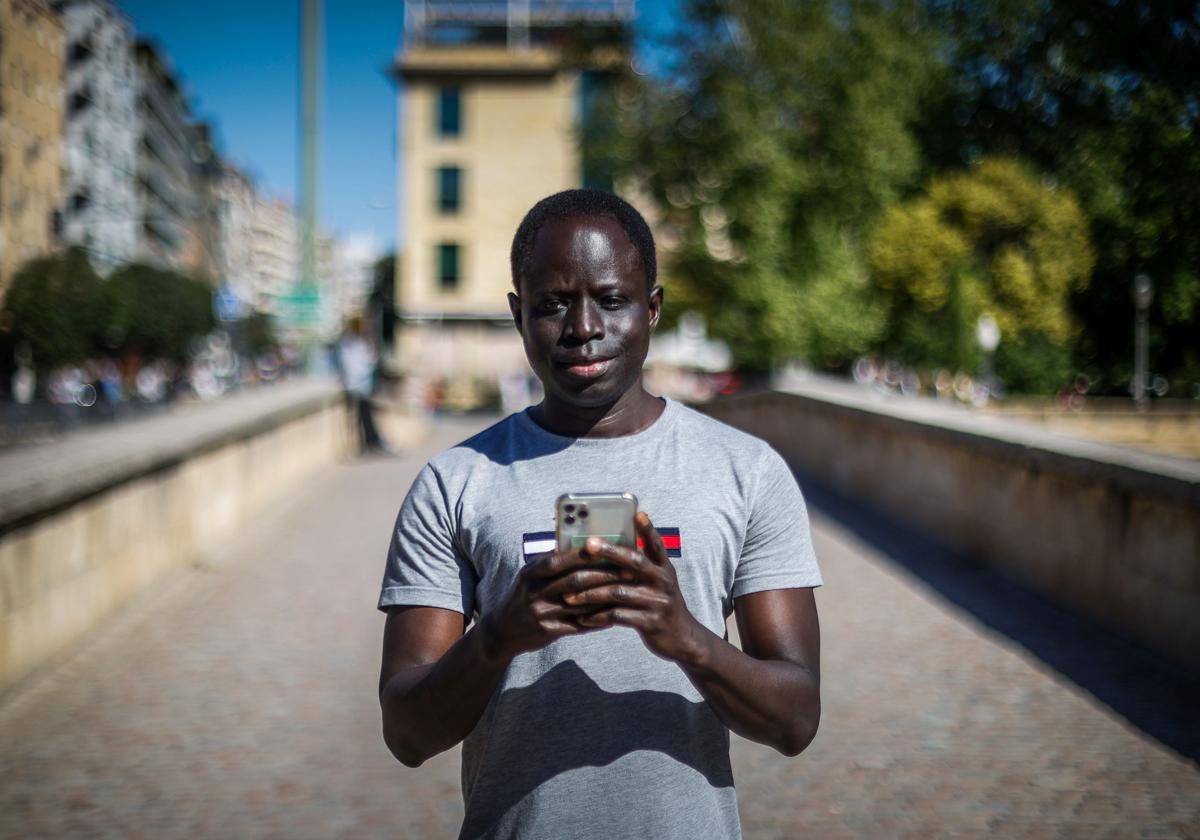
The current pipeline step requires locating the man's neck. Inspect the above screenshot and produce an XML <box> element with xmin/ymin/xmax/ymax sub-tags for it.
<box><xmin>531</xmin><ymin>386</ymin><xmax>665</xmax><ymax>439</ymax></box>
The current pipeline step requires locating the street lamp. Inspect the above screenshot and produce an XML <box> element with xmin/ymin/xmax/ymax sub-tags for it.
<box><xmin>976</xmin><ymin>313</ymin><xmax>1001</xmax><ymax>399</ymax></box>
<box><xmin>1132</xmin><ymin>273</ymin><xmax>1154</xmax><ymax>409</ymax></box>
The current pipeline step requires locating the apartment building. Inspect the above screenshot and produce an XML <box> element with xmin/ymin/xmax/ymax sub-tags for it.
<box><xmin>131</xmin><ymin>38</ymin><xmax>201</xmax><ymax>273</ymax></box>
<box><xmin>54</xmin><ymin>0</ymin><xmax>138</xmax><ymax>274</ymax></box>
<box><xmin>391</xmin><ymin>0</ymin><xmax>634</xmax><ymax>385</ymax></box>
<box><xmin>0</xmin><ymin>0</ymin><xmax>64</xmax><ymax>295</ymax></box>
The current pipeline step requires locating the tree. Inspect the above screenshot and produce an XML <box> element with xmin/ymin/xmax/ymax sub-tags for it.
<box><xmin>1</xmin><ymin>247</ymin><xmax>103</xmax><ymax>371</ymax></box>
<box><xmin>368</xmin><ymin>253</ymin><xmax>397</xmax><ymax>348</ymax></box>
<box><xmin>924</xmin><ymin>0</ymin><xmax>1200</xmax><ymax>392</ymax></box>
<box><xmin>99</xmin><ymin>264</ymin><xmax>215</xmax><ymax>361</ymax></box>
<box><xmin>592</xmin><ymin>0</ymin><xmax>947</xmax><ymax>371</ymax></box>
<box><xmin>867</xmin><ymin>157</ymin><xmax>1094</xmax><ymax>392</ymax></box>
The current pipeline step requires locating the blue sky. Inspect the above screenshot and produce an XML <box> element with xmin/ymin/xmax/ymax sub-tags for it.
<box><xmin>119</xmin><ymin>0</ymin><xmax>681</xmax><ymax>256</ymax></box>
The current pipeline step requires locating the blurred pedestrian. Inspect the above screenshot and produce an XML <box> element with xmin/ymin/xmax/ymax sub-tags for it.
<box><xmin>337</xmin><ymin>318</ymin><xmax>388</xmax><ymax>454</ymax></box>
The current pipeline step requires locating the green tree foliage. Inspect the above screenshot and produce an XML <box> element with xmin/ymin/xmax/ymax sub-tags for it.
<box><xmin>925</xmin><ymin>0</ymin><xmax>1200</xmax><ymax>391</ymax></box>
<box><xmin>98</xmin><ymin>264</ymin><xmax>215</xmax><ymax>360</ymax></box>
<box><xmin>595</xmin><ymin>0</ymin><xmax>945</xmax><ymax>371</ymax></box>
<box><xmin>240</xmin><ymin>311</ymin><xmax>277</xmax><ymax>357</ymax></box>
<box><xmin>868</xmin><ymin>158</ymin><xmax>1094</xmax><ymax>390</ymax></box>
<box><xmin>368</xmin><ymin>253</ymin><xmax>397</xmax><ymax>348</ymax></box>
<box><xmin>1</xmin><ymin>247</ymin><xmax>103</xmax><ymax>371</ymax></box>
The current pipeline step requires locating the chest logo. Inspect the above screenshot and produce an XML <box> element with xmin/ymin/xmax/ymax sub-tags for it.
<box><xmin>522</xmin><ymin>528</ymin><xmax>682</xmax><ymax>560</ymax></box>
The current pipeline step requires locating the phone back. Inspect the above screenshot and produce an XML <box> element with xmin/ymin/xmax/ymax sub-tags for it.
<box><xmin>556</xmin><ymin>492</ymin><xmax>638</xmax><ymax>551</ymax></box>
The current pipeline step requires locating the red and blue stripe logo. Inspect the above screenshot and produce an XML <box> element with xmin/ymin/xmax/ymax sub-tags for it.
<box><xmin>522</xmin><ymin>528</ymin><xmax>682</xmax><ymax>560</ymax></box>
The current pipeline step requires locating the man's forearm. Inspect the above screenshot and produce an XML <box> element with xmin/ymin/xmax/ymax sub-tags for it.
<box><xmin>678</xmin><ymin>625</ymin><xmax>820</xmax><ymax>756</ymax></box>
<box><xmin>380</xmin><ymin>616</ymin><xmax>511</xmax><ymax>767</ymax></box>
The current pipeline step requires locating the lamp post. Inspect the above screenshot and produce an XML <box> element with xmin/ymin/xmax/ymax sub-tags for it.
<box><xmin>1132</xmin><ymin>273</ymin><xmax>1154</xmax><ymax>410</ymax></box>
<box><xmin>976</xmin><ymin>313</ymin><xmax>1001</xmax><ymax>400</ymax></box>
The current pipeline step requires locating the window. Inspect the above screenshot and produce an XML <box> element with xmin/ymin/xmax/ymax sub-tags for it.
<box><xmin>436</xmin><ymin>166</ymin><xmax>461</xmax><ymax>213</ymax></box>
<box><xmin>436</xmin><ymin>86</ymin><xmax>461</xmax><ymax>137</ymax></box>
<box><xmin>436</xmin><ymin>242</ymin><xmax>460</xmax><ymax>290</ymax></box>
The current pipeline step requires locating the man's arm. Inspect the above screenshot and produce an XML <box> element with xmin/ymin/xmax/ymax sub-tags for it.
<box><xmin>567</xmin><ymin>514</ymin><xmax>821</xmax><ymax>756</ymax></box>
<box><xmin>690</xmin><ymin>587</ymin><xmax>820</xmax><ymax>755</ymax></box>
<box><xmin>379</xmin><ymin>552</ymin><xmax>626</xmax><ymax>767</ymax></box>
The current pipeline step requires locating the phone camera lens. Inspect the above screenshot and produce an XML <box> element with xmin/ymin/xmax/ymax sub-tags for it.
<box><xmin>578</xmin><ymin>509</ymin><xmax>589</xmax><ymax>519</ymax></box>
<box><xmin>564</xmin><ymin>515</ymin><xmax>576</xmax><ymax>525</ymax></box>
<box><xmin>564</xmin><ymin>504</ymin><xmax>575</xmax><ymax>513</ymax></box>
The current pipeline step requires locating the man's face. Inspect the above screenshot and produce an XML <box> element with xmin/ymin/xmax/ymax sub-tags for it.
<box><xmin>508</xmin><ymin>214</ymin><xmax>661</xmax><ymax>409</ymax></box>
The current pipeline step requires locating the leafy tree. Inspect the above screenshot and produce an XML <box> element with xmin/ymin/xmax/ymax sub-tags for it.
<box><xmin>594</xmin><ymin>0</ymin><xmax>946</xmax><ymax>371</ymax></box>
<box><xmin>99</xmin><ymin>264</ymin><xmax>215</xmax><ymax>361</ymax></box>
<box><xmin>240</xmin><ymin>311</ymin><xmax>277</xmax><ymax>357</ymax></box>
<box><xmin>867</xmin><ymin>157</ymin><xmax>1094</xmax><ymax>391</ymax></box>
<box><xmin>924</xmin><ymin>0</ymin><xmax>1200</xmax><ymax>392</ymax></box>
<box><xmin>1</xmin><ymin>247</ymin><xmax>103</xmax><ymax>371</ymax></box>
<box><xmin>368</xmin><ymin>253</ymin><xmax>397</xmax><ymax>348</ymax></box>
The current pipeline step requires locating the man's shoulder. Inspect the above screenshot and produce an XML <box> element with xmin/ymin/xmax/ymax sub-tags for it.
<box><xmin>671</xmin><ymin>400</ymin><xmax>777</xmax><ymax>463</ymax></box>
<box><xmin>424</xmin><ymin>411</ymin><xmax>528</xmax><ymax>478</ymax></box>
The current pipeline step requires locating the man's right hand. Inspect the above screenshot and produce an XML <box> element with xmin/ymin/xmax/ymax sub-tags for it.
<box><xmin>479</xmin><ymin>547</ymin><xmax>627</xmax><ymax>662</ymax></box>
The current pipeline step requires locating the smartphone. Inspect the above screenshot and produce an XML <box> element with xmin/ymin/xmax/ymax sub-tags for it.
<box><xmin>555</xmin><ymin>492</ymin><xmax>638</xmax><ymax>552</ymax></box>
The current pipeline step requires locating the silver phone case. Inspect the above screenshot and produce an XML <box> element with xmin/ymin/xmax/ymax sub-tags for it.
<box><xmin>555</xmin><ymin>492</ymin><xmax>638</xmax><ymax>551</ymax></box>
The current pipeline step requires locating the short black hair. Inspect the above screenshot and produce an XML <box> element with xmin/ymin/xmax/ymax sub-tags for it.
<box><xmin>510</xmin><ymin>188</ymin><xmax>657</xmax><ymax>291</ymax></box>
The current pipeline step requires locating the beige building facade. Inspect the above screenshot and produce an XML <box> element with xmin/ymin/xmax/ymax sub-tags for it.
<box><xmin>390</xmin><ymin>0</ymin><xmax>635</xmax><ymax>403</ymax></box>
<box><xmin>0</xmin><ymin>0</ymin><xmax>64</xmax><ymax>296</ymax></box>
<box><xmin>393</xmin><ymin>45</ymin><xmax>585</xmax><ymax>384</ymax></box>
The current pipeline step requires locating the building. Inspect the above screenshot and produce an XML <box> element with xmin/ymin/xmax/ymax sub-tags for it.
<box><xmin>248</xmin><ymin>195</ymin><xmax>298</xmax><ymax>316</ymax></box>
<box><xmin>131</xmin><ymin>38</ymin><xmax>204</xmax><ymax>274</ymax></box>
<box><xmin>0</xmin><ymin>0</ymin><xmax>64</xmax><ymax>296</ymax></box>
<box><xmin>321</xmin><ymin>232</ymin><xmax>377</xmax><ymax>325</ymax></box>
<box><xmin>53</xmin><ymin>0</ymin><xmax>138</xmax><ymax>275</ymax></box>
<box><xmin>390</xmin><ymin>0</ymin><xmax>634</xmax><ymax>389</ymax></box>
<box><xmin>211</xmin><ymin>161</ymin><xmax>258</xmax><ymax>306</ymax></box>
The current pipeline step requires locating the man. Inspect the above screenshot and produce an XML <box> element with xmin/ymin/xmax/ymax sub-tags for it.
<box><xmin>379</xmin><ymin>189</ymin><xmax>821</xmax><ymax>840</ymax></box>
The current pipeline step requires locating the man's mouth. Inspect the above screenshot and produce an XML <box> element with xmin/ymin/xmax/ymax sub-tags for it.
<box><xmin>556</xmin><ymin>358</ymin><xmax>613</xmax><ymax>379</ymax></box>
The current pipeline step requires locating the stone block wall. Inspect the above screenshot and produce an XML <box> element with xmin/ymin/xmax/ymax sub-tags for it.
<box><xmin>702</xmin><ymin>387</ymin><xmax>1200</xmax><ymax>672</ymax></box>
<box><xmin>0</xmin><ymin>392</ymin><xmax>352</xmax><ymax>694</ymax></box>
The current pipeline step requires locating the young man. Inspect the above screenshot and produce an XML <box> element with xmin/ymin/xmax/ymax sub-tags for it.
<box><xmin>379</xmin><ymin>190</ymin><xmax>822</xmax><ymax>840</ymax></box>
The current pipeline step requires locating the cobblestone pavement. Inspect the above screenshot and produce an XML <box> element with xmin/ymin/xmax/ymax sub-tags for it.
<box><xmin>2</xmin><ymin>414</ymin><xmax>1198</xmax><ymax>839</ymax></box>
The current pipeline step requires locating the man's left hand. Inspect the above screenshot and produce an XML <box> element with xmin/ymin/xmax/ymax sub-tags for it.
<box><xmin>566</xmin><ymin>511</ymin><xmax>707</xmax><ymax>665</ymax></box>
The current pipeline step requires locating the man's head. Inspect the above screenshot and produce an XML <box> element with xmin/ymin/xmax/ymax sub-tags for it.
<box><xmin>510</xmin><ymin>189</ymin><xmax>657</xmax><ymax>293</ymax></box>
<box><xmin>508</xmin><ymin>190</ymin><xmax>662</xmax><ymax>410</ymax></box>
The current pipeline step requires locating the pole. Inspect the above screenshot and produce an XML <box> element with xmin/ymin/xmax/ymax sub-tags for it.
<box><xmin>1134</xmin><ymin>306</ymin><xmax>1148</xmax><ymax>409</ymax></box>
<box><xmin>1132</xmin><ymin>273</ymin><xmax>1153</xmax><ymax>411</ymax></box>
<box><xmin>299</xmin><ymin>0</ymin><xmax>321</xmax><ymax>306</ymax></box>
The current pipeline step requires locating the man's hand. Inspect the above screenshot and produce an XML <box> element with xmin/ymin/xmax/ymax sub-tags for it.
<box><xmin>480</xmin><ymin>546</ymin><xmax>628</xmax><ymax>662</ymax></box>
<box><xmin>565</xmin><ymin>512</ymin><xmax>707</xmax><ymax>665</ymax></box>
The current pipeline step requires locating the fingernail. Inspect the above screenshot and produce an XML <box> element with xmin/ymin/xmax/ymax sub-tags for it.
<box><xmin>564</xmin><ymin>593</ymin><xmax>578</xmax><ymax>604</ymax></box>
<box><xmin>637</xmin><ymin>511</ymin><xmax>649</xmax><ymax>525</ymax></box>
<box><xmin>586</xmin><ymin>536</ymin><xmax>601</xmax><ymax>552</ymax></box>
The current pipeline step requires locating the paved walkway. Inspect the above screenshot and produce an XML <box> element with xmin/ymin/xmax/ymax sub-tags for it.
<box><xmin>1</xmin><ymin>415</ymin><xmax>1197</xmax><ymax>839</ymax></box>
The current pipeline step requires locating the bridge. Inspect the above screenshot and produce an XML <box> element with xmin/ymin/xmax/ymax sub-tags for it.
<box><xmin>1</xmin><ymin>381</ymin><xmax>1197</xmax><ymax>837</ymax></box>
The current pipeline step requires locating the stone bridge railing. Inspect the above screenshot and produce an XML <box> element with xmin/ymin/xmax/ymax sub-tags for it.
<box><xmin>701</xmin><ymin>379</ymin><xmax>1200</xmax><ymax>672</ymax></box>
<box><xmin>0</xmin><ymin>380</ymin><xmax>368</xmax><ymax>695</ymax></box>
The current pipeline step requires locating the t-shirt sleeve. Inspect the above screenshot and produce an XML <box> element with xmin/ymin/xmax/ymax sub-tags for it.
<box><xmin>378</xmin><ymin>462</ymin><xmax>477</xmax><ymax>615</ymax></box>
<box><xmin>731</xmin><ymin>446</ymin><xmax>822</xmax><ymax>598</ymax></box>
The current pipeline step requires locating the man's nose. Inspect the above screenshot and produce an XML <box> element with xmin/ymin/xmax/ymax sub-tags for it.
<box><xmin>564</xmin><ymin>299</ymin><xmax>603</xmax><ymax>343</ymax></box>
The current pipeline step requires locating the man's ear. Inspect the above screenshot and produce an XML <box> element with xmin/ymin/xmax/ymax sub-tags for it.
<box><xmin>507</xmin><ymin>291</ymin><xmax>523</xmax><ymax>336</ymax></box>
<box><xmin>647</xmin><ymin>285</ymin><xmax>664</xmax><ymax>334</ymax></box>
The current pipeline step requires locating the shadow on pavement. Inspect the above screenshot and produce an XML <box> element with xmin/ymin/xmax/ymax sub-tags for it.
<box><xmin>800</xmin><ymin>471</ymin><xmax>1200</xmax><ymax>766</ymax></box>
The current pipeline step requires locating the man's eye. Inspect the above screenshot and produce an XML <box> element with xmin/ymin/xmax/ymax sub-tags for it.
<box><xmin>600</xmin><ymin>297</ymin><xmax>627</xmax><ymax>309</ymax></box>
<box><xmin>536</xmin><ymin>299</ymin><xmax>566</xmax><ymax>314</ymax></box>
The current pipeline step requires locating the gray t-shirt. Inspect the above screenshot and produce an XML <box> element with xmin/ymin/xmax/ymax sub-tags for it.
<box><xmin>379</xmin><ymin>398</ymin><xmax>822</xmax><ymax>840</ymax></box>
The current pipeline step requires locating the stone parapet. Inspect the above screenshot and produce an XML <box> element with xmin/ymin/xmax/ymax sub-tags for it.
<box><xmin>701</xmin><ymin>380</ymin><xmax>1200</xmax><ymax>672</ymax></box>
<box><xmin>0</xmin><ymin>380</ymin><xmax>355</xmax><ymax>694</ymax></box>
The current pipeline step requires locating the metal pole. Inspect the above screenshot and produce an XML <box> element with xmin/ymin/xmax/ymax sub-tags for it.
<box><xmin>1132</xmin><ymin>273</ymin><xmax>1153</xmax><ymax>410</ymax></box>
<box><xmin>299</xmin><ymin>0</ymin><xmax>321</xmax><ymax>297</ymax></box>
<box><xmin>1134</xmin><ymin>306</ymin><xmax>1148</xmax><ymax>409</ymax></box>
